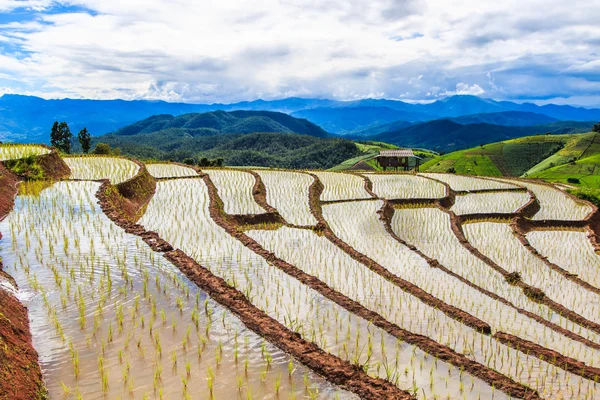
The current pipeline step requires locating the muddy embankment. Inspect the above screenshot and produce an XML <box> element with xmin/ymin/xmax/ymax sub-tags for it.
<box><xmin>451</xmin><ymin>208</ymin><xmax>600</xmax><ymax>338</ymax></box>
<box><xmin>201</xmin><ymin>173</ymin><xmax>413</xmax><ymax>399</ymax></box>
<box><xmin>510</xmin><ymin>219</ymin><xmax>600</xmax><ymax>296</ymax></box>
<box><xmin>381</xmin><ymin>200</ymin><xmax>600</xmax><ymax>383</ymax></box>
<box><xmin>36</xmin><ymin>146</ymin><xmax>71</xmax><ymax>180</ymax></box>
<box><xmin>310</xmin><ymin>174</ymin><xmax>491</xmax><ymax>334</ymax></box>
<box><xmin>0</xmin><ymin>162</ymin><xmax>46</xmax><ymax>400</ymax></box>
<box><xmin>97</xmin><ymin>172</ymin><xmax>410</xmax><ymax>399</ymax></box>
<box><xmin>416</xmin><ymin>176</ymin><xmax>600</xmax><ymax>343</ymax></box>
<box><xmin>305</xmin><ymin>174</ymin><xmax>540</xmax><ymax>400</ymax></box>
<box><xmin>368</xmin><ymin>173</ymin><xmax>600</xmax><ymax>380</ymax></box>
<box><xmin>100</xmin><ymin>160</ymin><xmax>157</xmax><ymax>222</ymax></box>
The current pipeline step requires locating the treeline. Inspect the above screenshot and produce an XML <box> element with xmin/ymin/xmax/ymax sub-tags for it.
<box><xmin>97</xmin><ymin>131</ymin><xmax>361</xmax><ymax>169</ymax></box>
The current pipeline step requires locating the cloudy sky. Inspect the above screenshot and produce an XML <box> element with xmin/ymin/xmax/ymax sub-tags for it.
<box><xmin>0</xmin><ymin>0</ymin><xmax>599</xmax><ymax>105</ymax></box>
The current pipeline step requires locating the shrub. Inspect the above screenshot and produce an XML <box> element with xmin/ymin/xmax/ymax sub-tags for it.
<box><xmin>93</xmin><ymin>143</ymin><xmax>112</xmax><ymax>155</ymax></box>
<box><xmin>569</xmin><ymin>187</ymin><xmax>600</xmax><ymax>207</ymax></box>
<box><xmin>447</xmin><ymin>167</ymin><xmax>456</xmax><ymax>174</ymax></box>
<box><xmin>4</xmin><ymin>155</ymin><xmax>44</xmax><ymax>180</ymax></box>
<box><xmin>505</xmin><ymin>272</ymin><xmax>522</xmax><ymax>285</ymax></box>
<box><xmin>567</xmin><ymin>177</ymin><xmax>580</xmax><ymax>184</ymax></box>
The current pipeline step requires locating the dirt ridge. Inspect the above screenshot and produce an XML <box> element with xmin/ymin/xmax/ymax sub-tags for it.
<box><xmin>0</xmin><ymin>162</ymin><xmax>46</xmax><ymax>400</ymax></box>
<box><xmin>510</xmin><ymin>220</ymin><xmax>600</xmax><ymax>296</ymax></box>
<box><xmin>97</xmin><ymin>176</ymin><xmax>410</xmax><ymax>399</ymax></box>
<box><xmin>450</xmin><ymin>212</ymin><xmax>600</xmax><ymax>337</ymax></box>
<box><xmin>306</xmin><ymin>174</ymin><xmax>540</xmax><ymax>399</ymax></box>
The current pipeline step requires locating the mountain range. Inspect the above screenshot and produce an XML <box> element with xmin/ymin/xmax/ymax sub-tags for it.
<box><xmin>1</xmin><ymin>94</ymin><xmax>600</xmax><ymax>143</ymax></box>
<box><xmin>95</xmin><ymin>111</ymin><xmax>357</xmax><ymax>169</ymax></box>
<box><xmin>371</xmin><ymin>119</ymin><xmax>593</xmax><ymax>153</ymax></box>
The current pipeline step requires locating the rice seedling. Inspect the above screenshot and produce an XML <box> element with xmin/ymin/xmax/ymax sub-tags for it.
<box><xmin>0</xmin><ymin>144</ymin><xmax>50</xmax><ymax>161</ymax></box>
<box><xmin>464</xmin><ymin>222</ymin><xmax>600</xmax><ymax>327</ymax></box>
<box><xmin>494</xmin><ymin>178</ymin><xmax>593</xmax><ymax>220</ymax></box>
<box><xmin>312</xmin><ymin>171</ymin><xmax>372</xmax><ymax>201</ymax></box>
<box><xmin>366</xmin><ymin>173</ymin><xmax>446</xmax><ymax>199</ymax></box>
<box><xmin>527</xmin><ymin>230</ymin><xmax>600</xmax><ymax>288</ymax></box>
<box><xmin>451</xmin><ymin>191</ymin><xmax>531</xmax><ymax>215</ymax></box>
<box><xmin>254</xmin><ymin>170</ymin><xmax>317</xmax><ymax>226</ymax></box>
<box><xmin>419</xmin><ymin>173</ymin><xmax>520</xmax><ymax>191</ymax></box>
<box><xmin>146</xmin><ymin>163</ymin><xmax>199</xmax><ymax>179</ymax></box>
<box><xmin>63</xmin><ymin>156</ymin><xmax>139</xmax><ymax>183</ymax></box>
<box><xmin>0</xmin><ymin>180</ymin><xmax>348</xmax><ymax>400</ymax></box>
<box><xmin>204</xmin><ymin>169</ymin><xmax>266</xmax><ymax>214</ymax></box>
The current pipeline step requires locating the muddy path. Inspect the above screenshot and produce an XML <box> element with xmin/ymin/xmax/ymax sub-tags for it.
<box><xmin>96</xmin><ymin>175</ymin><xmax>411</xmax><ymax>400</ymax></box>
<box><xmin>416</xmin><ymin>174</ymin><xmax>600</xmax><ymax>338</ymax></box>
<box><xmin>0</xmin><ymin>162</ymin><xmax>46</xmax><ymax>400</ymax></box>
<box><xmin>314</xmin><ymin>171</ymin><xmax>600</xmax><ymax>383</ymax></box>
<box><xmin>378</xmin><ymin>201</ymin><xmax>600</xmax><ymax>352</ymax></box>
<box><xmin>510</xmin><ymin>220</ymin><xmax>600</xmax><ymax>296</ymax></box>
<box><xmin>451</xmin><ymin>212</ymin><xmax>600</xmax><ymax>337</ymax></box>
<box><xmin>381</xmin><ymin>202</ymin><xmax>600</xmax><ymax>382</ymax></box>
<box><xmin>303</xmin><ymin>173</ymin><xmax>540</xmax><ymax>399</ymax></box>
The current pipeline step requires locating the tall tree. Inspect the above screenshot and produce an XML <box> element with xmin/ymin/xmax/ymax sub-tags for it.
<box><xmin>59</xmin><ymin>122</ymin><xmax>73</xmax><ymax>154</ymax></box>
<box><xmin>78</xmin><ymin>127</ymin><xmax>91</xmax><ymax>154</ymax></box>
<box><xmin>50</xmin><ymin>121</ymin><xmax>60</xmax><ymax>148</ymax></box>
<box><xmin>593</xmin><ymin>122</ymin><xmax>600</xmax><ymax>133</ymax></box>
<box><xmin>52</xmin><ymin>122</ymin><xmax>73</xmax><ymax>154</ymax></box>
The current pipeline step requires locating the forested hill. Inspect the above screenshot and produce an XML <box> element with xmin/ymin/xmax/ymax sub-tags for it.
<box><xmin>110</xmin><ymin>110</ymin><xmax>328</xmax><ymax>137</ymax></box>
<box><xmin>95</xmin><ymin>111</ymin><xmax>357</xmax><ymax>169</ymax></box>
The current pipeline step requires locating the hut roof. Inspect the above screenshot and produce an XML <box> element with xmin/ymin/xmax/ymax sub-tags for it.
<box><xmin>379</xmin><ymin>149</ymin><xmax>417</xmax><ymax>158</ymax></box>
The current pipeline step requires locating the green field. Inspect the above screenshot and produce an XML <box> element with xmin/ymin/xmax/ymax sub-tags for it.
<box><xmin>526</xmin><ymin>133</ymin><xmax>600</xmax><ymax>188</ymax></box>
<box><xmin>420</xmin><ymin>134</ymin><xmax>580</xmax><ymax>177</ymax></box>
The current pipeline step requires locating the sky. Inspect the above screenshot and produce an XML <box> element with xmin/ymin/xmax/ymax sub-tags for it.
<box><xmin>0</xmin><ymin>0</ymin><xmax>599</xmax><ymax>106</ymax></box>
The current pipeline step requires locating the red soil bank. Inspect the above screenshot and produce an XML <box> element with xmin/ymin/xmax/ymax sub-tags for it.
<box><xmin>361</xmin><ymin>173</ymin><xmax>600</xmax><ymax>381</ymax></box>
<box><xmin>381</xmin><ymin>201</ymin><xmax>600</xmax><ymax>355</ymax></box>
<box><xmin>36</xmin><ymin>146</ymin><xmax>70</xmax><ymax>180</ymax></box>
<box><xmin>97</xmin><ymin>174</ymin><xmax>409</xmax><ymax>399</ymax></box>
<box><xmin>102</xmin><ymin>160</ymin><xmax>157</xmax><ymax>222</ymax></box>
<box><xmin>450</xmin><ymin>212</ymin><xmax>600</xmax><ymax>337</ymax></box>
<box><xmin>350</xmin><ymin>172</ymin><xmax>378</xmax><ymax>199</ymax></box>
<box><xmin>246</xmin><ymin>170</ymin><xmax>278</xmax><ymax>214</ymax></box>
<box><xmin>510</xmin><ymin>220</ymin><xmax>600</xmax><ymax>296</ymax></box>
<box><xmin>3</xmin><ymin>146</ymin><xmax>70</xmax><ymax>181</ymax></box>
<box><xmin>494</xmin><ymin>332</ymin><xmax>600</xmax><ymax>381</ymax></box>
<box><xmin>306</xmin><ymin>173</ymin><xmax>540</xmax><ymax>399</ymax></box>
<box><xmin>308</xmin><ymin>175</ymin><xmax>491</xmax><ymax>334</ymax></box>
<box><xmin>0</xmin><ymin>163</ymin><xmax>45</xmax><ymax>400</ymax></box>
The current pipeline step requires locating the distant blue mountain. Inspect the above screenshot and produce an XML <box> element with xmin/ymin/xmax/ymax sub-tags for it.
<box><xmin>291</xmin><ymin>106</ymin><xmax>429</xmax><ymax>134</ymax></box>
<box><xmin>1</xmin><ymin>94</ymin><xmax>599</xmax><ymax>143</ymax></box>
<box><xmin>371</xmin><ymin>119</ymin><xmax>594</xmax><ymax>152</ymax></box>
<box><xmin>449</xmin><ymin>111</ymin><xmax>558</xmax><ymax>126</ymax></box>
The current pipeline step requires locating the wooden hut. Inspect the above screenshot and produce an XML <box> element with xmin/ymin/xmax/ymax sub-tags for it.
<box><xmin>375</xmin><ymin>149</ymin><xmax>421</xmax><ymax>171</ymax></box>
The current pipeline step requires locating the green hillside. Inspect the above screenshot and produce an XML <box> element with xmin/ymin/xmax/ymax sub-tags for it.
<box><xmin>420</xmin><ymin>133</ymin><xmax>579</xmax><ymax>177</ymax></box>
<box><xmin>526</xmin><ymin>132</ymin><xmax>600</xmax><ymax>188</ymax></box>
<box><xmin>111</xmin><ymin>110</ymin><xmax>328</xmax><ymax>138</ymax></box>
<box><xmin>99</xmin><ymin>131</ymin><xmax>361</xmax><ymax>169</ymax></box>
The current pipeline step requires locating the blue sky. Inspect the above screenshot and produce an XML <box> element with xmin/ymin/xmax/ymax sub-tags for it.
<box><xmin>0</xmin><ymin>0</ymin><xmax>599</xmax><ymax>106</ymax></box>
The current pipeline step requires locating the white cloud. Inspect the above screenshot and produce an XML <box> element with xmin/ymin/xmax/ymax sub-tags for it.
<box><xmin>442</xmin><ymin>83</ymin><xmax>485</xmax><ymax>96</ymax></box>
<box><xmin>0</xmin><ymin>0</ymin><xmax>598</xmax><ymax>104</ymax></box>
<box><xmin>0</xmin><ymin>0</ymin><xmax>51</xmax><ymax>12</ymax></box>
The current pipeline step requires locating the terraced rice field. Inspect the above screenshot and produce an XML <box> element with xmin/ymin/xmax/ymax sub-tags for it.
<box><xmin>0</xmin><ymin>144</ymin><xmax>50</xmax><ymax>161</ymax></box>
<box><xmin>146</xmin><ymin>163</ymin><xmax>199</xmax><ymax>179</ymax></box>
<box><xmin>64</xmin><ymin>156</ymin><xmax>139</xmax><ymax>184</ymax></box>
<box><xmin>2</xmin><ymin>159</ymin><xmax>600</xmax><ymax>399</ymax></box>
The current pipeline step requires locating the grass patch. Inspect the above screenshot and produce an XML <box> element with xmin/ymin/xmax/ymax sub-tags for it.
<box><xmin>421</xmin><ymin>133</ymin><xmax>585</xmax><ymax>177</ymax></box>
<box><xmin>4</xmin><ymin>155</ymin><xmax>45</xmax><ymax>180</ymax></box>
<box><xmin>569</xmin><ymin>187</ymin><xmax>600</xmax><ymax>207</ymax></box>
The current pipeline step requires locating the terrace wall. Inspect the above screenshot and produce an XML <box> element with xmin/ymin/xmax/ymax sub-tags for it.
<box><xmin>0</xmin><ymin>162</ymin><xmax>46</xmax><ymax>400</ymax></box>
